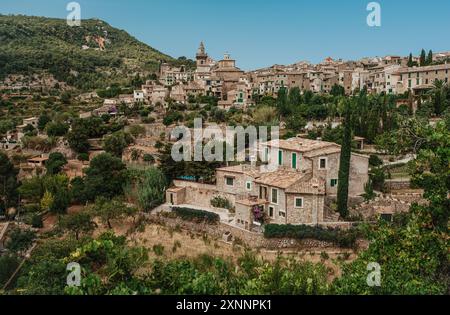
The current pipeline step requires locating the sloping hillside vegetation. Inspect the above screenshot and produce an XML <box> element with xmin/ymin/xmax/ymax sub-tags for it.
<box><xmin>0</xmin><ymin>15</ymin><xmax>191</xmax><ymax>90</ymax></box>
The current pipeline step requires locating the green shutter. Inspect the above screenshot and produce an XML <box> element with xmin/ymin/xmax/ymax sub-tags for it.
<box><xmin>292</xmin><ymin>153</ymin><xmax>297</xmax><ymax>169</ymax></box>
<box><xmin>278</xmin><ymin>150</ymin><xmax>283</xmax><ymax>166</ymax></box>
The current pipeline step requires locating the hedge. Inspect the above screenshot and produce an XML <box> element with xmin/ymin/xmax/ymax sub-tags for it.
<box><xmin>264</xmin><ymin>224</ymin><xmax>359</xmax><ymax>248</ymax></box>
<box><xmin>172</xmin><ymin>207</ymin><xmax>220</xmax><ymax>224</ymax></box>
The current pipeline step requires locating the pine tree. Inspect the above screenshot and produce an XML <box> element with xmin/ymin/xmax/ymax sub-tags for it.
<box><xmin>337</xmin><ymin>100</ymin><xmax>353</xmax><ymax>218</ymax></box>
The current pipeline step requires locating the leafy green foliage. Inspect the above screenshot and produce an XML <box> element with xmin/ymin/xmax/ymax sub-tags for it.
<box><xmin>90</xmin><ymin>197</ymin><xmax>137</xmax><ymax>229</ymax></box>
<box><xmin>163</xmin><ymin>111</ymin><xmax>183</xmax><ymax>126</ymax></box>
<box><xmin>45</xmin><ymin>152</ymin><xmax>68</xmax><ymax>175</ymax></box>
<box><xmin>59</xmin><ymin>211</ymin><xmax>96</xmax><ymax>240</ymax></box>
<box><xmin>158</xmin><ymin>143</ymin><xmax>224</xmax><ymax>183</ymax></box>
<box><xmin>369</xmin><ymin>155</ymin><xmax>383</xmax><ymax>167</ymax></box>
<box><xmin>37</xmin><ymin>113</ymin><xmax>51</xmax><ymax>131</ymax></box>
<box><xmin>19</xmin><ymin>174</ymin><xmax>70</xmax><ymax>214</ymax></box>
<box><xmin>172</xmin><ymin>207</ymin><xmax>220</xmax><ymax>224</ymax></box>
<box><xmin>67</xmin><ymin>117</ymin><xmax>111</xmax><ymax>153</ymax></box>
<box><xmin>333</xmin><ymin>115</ymin><xmax>450</xmax><ymax>295</ymax></box>
<box><xmin>64</xmin><ymin>232</ymin><xmax>148</xmax><ymax>295</ymax></box>
<box><xmin>81</xmin><ymin>153</ymin><xmax>127</xmax><ymax>201</ymax></box>
<box><xmin>0</xmin><ymin>15</ymin><xmax>174</xmax><ymax>90</ymax></box>
<box><xmin>369</xmin><ymin>167</ymin><xmax>386</xmax><ymax>192</ymax></box>
<box><xmin>264</xmin><ymin>224</ymin><xmax>359</xmax><ymax>248</ymax></box>
<box><xmin>5</xmin><ymin>228</ymin><xmax>36</xmax><ymax>253</ymax></box>
<box><xmin>15</xmin><ymin>238</ymin><xmax>80</xmax><ymax>295</ymax></box>
<box><xmin>210</xmin><ymin>196</ymin><xmax>233</xmax><ymax>210</ymax></box>
<box><xmin>103</xmin><ymin>131</ymin><xmax>134</xmax><ymax>157</ymax></box>
<box><xmin>134</xmin><ymin>167</ymin><xmax>167</xmax><ymax>212</ymax></box>
<box><xmin>0</xmin><ymin>152</ymin><xmax>19</xmax><ymax>211</ymax></box>
<box><xmin>332</xmin><ymin>210</ymin><xmax>448</xmax><ymax>294</ymax></box>
<box><xmin>362</xmin><ymin>179</ymin><xmax>376</xmax><ymax>201</ymax></box>
<box><xmin>31</xmin><ymin>214</ymin><xmax>43</xmax><ymax>228</ymax></box>
<box><xmin>45</xmin><ymin>121</ymin><xmax>69</xmax><ymax>137</ymax></box>
<box><xmin>0</xmin><ymin>254</ymin><xmax>20</xmax><ymax>288</ymax></box>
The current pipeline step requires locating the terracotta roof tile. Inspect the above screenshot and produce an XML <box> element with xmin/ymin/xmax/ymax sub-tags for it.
<box><xmin>262</xmin><ymin>138</ymin><xmax>341</xmax><ymax>154</ymax></box>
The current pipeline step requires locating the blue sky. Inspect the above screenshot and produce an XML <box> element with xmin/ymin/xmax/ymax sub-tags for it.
<box><xmin>2</xmin><ymin>0</ymin><xmax>450</xmax><ymax>70</ymax></box>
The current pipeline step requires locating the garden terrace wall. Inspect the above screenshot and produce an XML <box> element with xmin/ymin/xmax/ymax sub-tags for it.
<box><xmin>149</xmin><ymin>214</ymin><xmax>348</xmax><ymax>250</ymax></box>
<box><xmin>172</xmin><ymin>180</ymin><xmax>236</xmax><ymax>208</ymax></box>
<box><xmin>172</xmin><ymin>207</ymin><xmax>220</xmax><ymax>224</ymax></box>
<box><xmin>384</xmin><ymin>179</ymin><xmax>411</xmax><ymax>191</ymax></box>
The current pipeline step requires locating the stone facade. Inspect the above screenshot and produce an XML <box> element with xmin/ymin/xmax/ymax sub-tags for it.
<box><xmin>263</xmin><ymin>137</ymin><xmax>369</xmax><ymax>197</ymax></box>
<box><xmin>166</xmin><ymin>137</ymin><xmax>369</xmax><ymax>232</ymax></box>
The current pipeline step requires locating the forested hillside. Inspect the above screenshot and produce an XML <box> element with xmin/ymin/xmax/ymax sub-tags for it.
<box><xmin>0</xmin><ymin>15</ymin><xmax>191</xmax><ymax>90</ymax></box>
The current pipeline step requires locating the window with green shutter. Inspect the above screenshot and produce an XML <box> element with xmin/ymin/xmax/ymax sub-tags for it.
<box><xmin>278</xmin><ymin>150</ymin><xmax>283</xmax><ymax>166</ymax></box>
<box><xmin>226</xmin><ymin>177</ymin><xmax>234</xmax><ymax>186</ymax></box>
<box><xmin>271</xmin><ymin>188</ymin><xmax>278</xmax><ymax>204</ymax></box>
<box><xmin>292</xmin><ymin>153</ymin><xmax>297</xmax><ymax>169</ymax></box>
<box><xmin>295</xmin><ymin>197</ymin><xmax>303</xmax><ymax>208</ymax></box>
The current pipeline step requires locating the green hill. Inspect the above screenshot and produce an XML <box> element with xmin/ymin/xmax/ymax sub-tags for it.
<box><xmin>0</xmin><ymin>15</ymin><xmax>190</xmax><ymax>90</ymax></box>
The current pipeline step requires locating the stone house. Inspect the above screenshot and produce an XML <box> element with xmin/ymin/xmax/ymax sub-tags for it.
<box><xmin>261</xmin><ymin>137</ymin><xmax>369</xmax><ymax>197</ymax></box>
<box><xmin>151</xmin><ymin>86</ymin><xmax>169</xmax><ymax>105</ymax></box>
<box><xmin>133</xmin><ymin>90</ymin><xmax>145</xmax><ymax>103</ymax></box>
<box><xmin>166</xmin><ymin>137</ymin><xmax>369</xmax><ymax>231</ymax></box>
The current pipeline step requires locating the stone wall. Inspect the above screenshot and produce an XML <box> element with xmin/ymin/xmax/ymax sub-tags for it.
<box><xmin>349</xmin><ymin>154</ymin><xmax>370</xmax><ymax>196</ymax></box>
<box><xmin>349</xmin><ymin>195</ymin><xmax>419</xmax><ymax>220</ymax></box>
<box><xmin>384</xmin><ymin>179</ymin><xmax>411</xmax><ymax>191</ymax></box>
<box><xmin>172</xmin><ymin>180</ymin><xmax>236</xmax><ymax>209</ymax></box>
<box><xmin>285</xmin><ymin>194</ymin><xmax>317</xmax><ymax>224</ymax></box>
<box><xmin>149</xmin><ymin>214</ymin><xmax>345</xmax><ymax>250</ymax></box>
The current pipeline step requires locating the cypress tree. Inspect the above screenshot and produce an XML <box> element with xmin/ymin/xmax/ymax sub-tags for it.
<box><xmin>420</xmin><ymin>49</ymin><xmax>426</xmax><ymax>66</ymax></box>
<box><xmin>426</xmin><ymin>50</ymin><xmax>433</xmax><ymax>66</ymax></box>
<box><xmin>288</xmin><ymin>87</ymin><xmax>301</xmax><ymax>107</ymax></box>
<box><xmin>407</xmin><ymin>53</ymin><xmax>414</xmax><ymax>67</ymax></box>
<box><xmin>276</xmin><ymin>86</ymin><xmax>289</xmax><ymax>117</ymax></box>
<box><xmin>337</xmin><ymin>100</ymin><xmax>353</xmax><ymax>218</ymax></box>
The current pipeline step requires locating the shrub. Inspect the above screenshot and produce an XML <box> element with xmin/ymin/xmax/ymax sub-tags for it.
<box><xmin>370</xmin><ymin>167</ymin><xmax>386</xmax><ymax>192</ymax></box>
<box><xmin>172</xmin><ymin>240</ymin><xmax>182</xmax><ymax>253</ymax></box>
<box><xmin>172</xmin><ymin>207</ymin><xmax>220</xmax><ymax>224</ymax></box>
<box><xmin>6</xmin><ymin>228</ymin><xmax>36</xmax><ymax>253</ymax></box>
<box><xmin>136</xmin><ymin>167</ymin><xmax>166</xmax><ymax>212</ymax></box>
<box><xmin>320</xmin><ymin>251</ymin><xmax>329</xmax><ymax>260</ymax></box>
<box><xmin>163</xmin><ymin>111</ymin><xmax>183</xmax><ymax>126</ymax></box>
<box><xmin>0</xmin><ymin>254</ymin><xmax>20</xmax><ymax>287</ymax></box>
<box><xmin>77</xmin><ymin>153</ymin><xmax>89</xmax><ymax>161</ymax></box>
<box><xmin>210</xmin><ymin>196</ymin><xmax>233</xmax><ymax>210</ymax></box>
<box><xmin>142</xmin><ymin>117</ymin><xmax>155</xmax><ymax>124</ymax></box>
<box><xmin>46</xmin><ymin>122</ymin><xmax>69</xmax><ymax>137</ymax></box>
<box><xmin>153</xmin><ymin>244</ymin><xmax>165</xmax><ymax>256</ymax></box>
<box><xmin>362</xmin><ymin>179</ymin><xmax>376</xmax><ymax>201</ymax></box>
<box><xmin>142</xmin><ymin>154</ymin><xmax>155</xmax><ymax>163</ymax></box>
<box><xmin>31</xmin><ymin>214</ymin><xmax>44</xmax><ymax>228</ymax></box>
<box><xmin>264</xmin><ymin>224</ymin><xmax>359</xmax><ymax>248</ymax></box>
<box><xmin>369</xmin><ymin>155</ymin><xmax>383</xmax><ymax>167</ymax></box>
